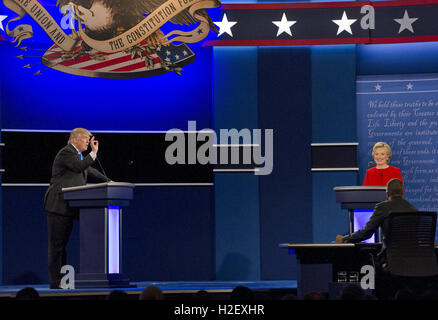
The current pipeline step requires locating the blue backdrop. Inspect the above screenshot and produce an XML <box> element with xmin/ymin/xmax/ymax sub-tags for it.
<box><xmin>0</xmin><ymin>42</ymin><xmax>213</xmax><ymax>131</ymax></box>
<box><xmin>357</xmin><ymin>73</ymin><xmax>438</xmax><ymax>236</ymax></box>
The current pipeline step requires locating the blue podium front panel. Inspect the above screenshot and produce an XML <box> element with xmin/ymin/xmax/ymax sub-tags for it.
<box><xmin>79</xmin><ymin>206</ymin><xmax>121</xmax><ymax>274</ymax></box>
<box><xmin>353</xmin><ymin>209</ymin><xmax>375</xmax><ymax>244</ymax></box>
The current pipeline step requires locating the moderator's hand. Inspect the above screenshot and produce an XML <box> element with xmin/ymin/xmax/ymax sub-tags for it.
<box><xmin>336</xmin><ymin>235</ymin><xmax>344</xmax><ymax>244</ymax></box>
<box><xmin>90</xmin><ymin>136</ymin><xmax>99</xmax><ymax>155</ymax></box>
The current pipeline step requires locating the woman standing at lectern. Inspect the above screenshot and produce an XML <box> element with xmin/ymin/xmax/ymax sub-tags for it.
<box><xmin>363</xmin><ymin>142</ymin><xmax>403</xmax><ymax>186</ymax></box>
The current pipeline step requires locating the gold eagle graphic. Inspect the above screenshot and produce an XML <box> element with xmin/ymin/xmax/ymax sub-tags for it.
<box><xmin>57</xmin><ymin>0</ymin><xmax>218</xmax><ymax>47</ymax></box>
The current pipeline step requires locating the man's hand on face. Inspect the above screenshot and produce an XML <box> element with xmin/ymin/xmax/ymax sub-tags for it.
<box><xmin>90</xmin><ymin>135</ymin><xmax>99</xmax><ymax>155</ymax></box>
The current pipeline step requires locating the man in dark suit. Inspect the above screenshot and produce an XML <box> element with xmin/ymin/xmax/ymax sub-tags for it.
<box><xmin>336</xmin><ymin>178</ymin><xmax>417</xmax><ymax>265</ymax></box>
<box><xmin>336</xmin><ymin>178</ymin><xmax>420</xmax><ymax>299</ymax></box>
<box><xmin>44</xmin><ymin>128</ymin><xmax>110</xmax><ymax>289</ymax></box>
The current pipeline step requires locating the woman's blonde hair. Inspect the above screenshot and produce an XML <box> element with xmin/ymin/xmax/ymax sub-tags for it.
<box><xmin>372</xmin><ymin>141</ymin><xmax>392</xmax><ymax>162</ymax></box>
<box><xmin>68</xmin><ymin>128</ymin><xmax>91</xmax><ymax>144</ymax></box>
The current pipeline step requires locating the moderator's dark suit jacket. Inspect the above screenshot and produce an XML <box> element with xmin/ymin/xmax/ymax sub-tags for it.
<box><xmin>342</xmin><ymin>196</ymin><xmax>418</xmax><ymax>262</ymax></box>
<box><xmin>44</xmin><ymin>144</ymin><xmax>110</xmax><ymax>218</ymax></box>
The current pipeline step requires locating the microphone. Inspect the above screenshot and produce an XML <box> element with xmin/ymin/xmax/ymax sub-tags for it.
<box><xmin>96</xmin><ymin>156</ymin><xmax>108</xmax><ymax>178</ymax></box>
<box><xmin>368</xmin><ymin>161</ymin><xmax>373</xmax><ymax>168</ymax></box>
<box><xmin>89</xmin><ymin>134</ymin><xmax>109</xmax><ymax>179</ymax></box>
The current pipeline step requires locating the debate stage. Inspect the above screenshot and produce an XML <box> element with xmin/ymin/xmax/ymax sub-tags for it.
<box><xmin>0</xmin><ymin>280</ymin><xmax>297</xmax><ymax>300</ymax></box>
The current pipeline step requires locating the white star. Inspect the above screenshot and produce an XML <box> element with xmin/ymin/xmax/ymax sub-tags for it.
<box><xmin>214</xmin><ymin>13</ymin><xmax>237</xmax><ymax>37</ymax></box>
<box><xmin>375</xmin><ymin>83</ymin><xmax>382</xmax><ymax>91</ymax></box>
<box><xmin>272</xmin><ymin>13</ymin><xmax>297</xmax><ymax>37</ymax></box>
<box><xmin>0</xmin><ymin>15</ymin><xmax>7</xmax><ymax>32</ymax></box>
<box><xmin>406</xmin><ymin>83</ymin><xmax>414</xmax><ymax>90</ymax></box>
<box><xmin>394</xmin><ymin>10</ymin><xmax>418</xmax><ymax>34</ymax></box>
<box><xmin>332</xmin><ymin>11</ymin><xmax>357</xmax><ymax>35</ymax></box>
<box><xmin>183</xmin><ymin>50</ymin><xmax>188</xmax><ymax>56</ymax></box>
<box><xmin>175</xmin><ymin>54</ymin><xmax>180</xmax><ymax>60</ymax></box>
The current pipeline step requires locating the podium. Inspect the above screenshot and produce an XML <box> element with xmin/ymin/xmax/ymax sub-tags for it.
<box><xmin>62</xmin><ymin>181</ymin><xmax>135</xmax><ymax>288</ymax></box>
<box><xmin>334</xmin><ymin>186</ymin><xmax>386</xmax><ymax>238</ymax></box>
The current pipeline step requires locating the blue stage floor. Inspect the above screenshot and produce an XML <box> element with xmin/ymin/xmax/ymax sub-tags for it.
<box><xmin>0</xmin><ymin>280</ymin><xmax>297</xmax><ymax>299</ymax></box>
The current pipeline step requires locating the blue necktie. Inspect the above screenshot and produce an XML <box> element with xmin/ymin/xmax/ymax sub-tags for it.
<box><xmin>79</xmin><ymin>153</ymin><xmax>83</xmax><ymax>160</ymax></box>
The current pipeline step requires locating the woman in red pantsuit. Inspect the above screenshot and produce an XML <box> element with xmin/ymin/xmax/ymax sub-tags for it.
<box><xmin>363</xmin><ymin>142</ymin><xmax>403</xmax><ymax>186</ymax></box>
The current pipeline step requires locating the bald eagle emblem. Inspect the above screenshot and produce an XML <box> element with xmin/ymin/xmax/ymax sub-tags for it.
<box><xmin>2</xmin><ymin>0</ymin><xmax>220</xmax><ymax>78</ymax></box>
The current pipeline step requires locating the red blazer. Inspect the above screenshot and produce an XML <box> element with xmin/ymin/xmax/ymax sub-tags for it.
<box><xmin>362</xmin><ymin>166</ymin><xmax>403</xmax><ymax>186</ymax></box>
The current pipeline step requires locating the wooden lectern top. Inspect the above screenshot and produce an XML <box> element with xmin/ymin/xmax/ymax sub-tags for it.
<box><xmin>62</xmin><ymin>181</ymin><xmax>135</xmax><ymax>202</ymax></box>
<box><xmin>333</xmin><ymin>185</ymin><xmax>387</xmax><ymax>209</ymax></box>
<box><xmin>62</xmin><ymin>181</ymin><xmax>135</xmax><ymax>193</ymax></box>
<box><xmin>333</xmin><ymin>186</ymin><xmax>386</xmax><ymax>191</ymax></box>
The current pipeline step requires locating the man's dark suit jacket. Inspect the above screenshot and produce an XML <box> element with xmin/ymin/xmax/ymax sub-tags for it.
<box><xmin>44</xmin><ymin>144</ymin><xmax>110</xmax><ymax>218</ymax></box>
<box><xmin>342</xmin><ymin>196</ymin><xmax>418</xmax><ymax>263</ymax></box>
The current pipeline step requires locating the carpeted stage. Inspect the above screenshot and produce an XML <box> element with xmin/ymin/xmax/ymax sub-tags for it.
<box><xmin>0</xmin><ymin>280</ymin><xmax>297</xmax><ymax>300</ymax></box>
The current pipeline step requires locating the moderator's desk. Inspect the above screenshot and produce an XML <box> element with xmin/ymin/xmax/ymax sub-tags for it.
<box><xmin>280</xmin><ymin>243</ymin><xmax>438</xmax><ymax>299</ymax></box>
<box><xmin>280</xmin><ymin>243</ymin><xmax>381</xmax><ymax>298</ymax></box>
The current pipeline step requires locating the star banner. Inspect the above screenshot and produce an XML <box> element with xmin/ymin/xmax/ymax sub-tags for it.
<box><xmin>205</xmin><ymin>0</ymin><xmax>438</xmax><ymax>46</ymax></box>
